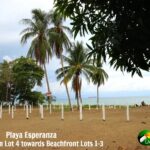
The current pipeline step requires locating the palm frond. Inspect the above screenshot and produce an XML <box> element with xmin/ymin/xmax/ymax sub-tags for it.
<box><xmin>62</xmin><ymin>55</ymin><xmax>73</xmax><ymax>64</ymax></box>
<box><xmin>20</xmin><ymin>19</ymin><xmax>37</xmax><ymax>29</ymax></box>
<box><xmin>55</xmin><ymin>66</ymin><xmax>70</xmax><ymax>74</ymax></box>
<box><xmin>61</xmin><ymin>67</ymin><xmax>76</xmax><ymax>84</ymax></box>
<box><xmin>55</xmin><ymin>66</ymin><xmax>71</xmax><ymax>81</ymax></box>
<box><xmin>21</xmin><ymin>32</ymin><xmax>37</xmax><ymax>44</ymax></box>
<box><xmin>20</xmin><ymin>27</ymin><xmax>35</xmax><ymax>35</ymax></box>
<box><xmin>91</xmin><ymin>67</ymin><xmax>109</xmax><ymax>86</ymax></box>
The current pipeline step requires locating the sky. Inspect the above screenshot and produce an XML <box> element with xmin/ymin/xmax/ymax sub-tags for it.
<box><xmin>0</xmin><ymin>0</ymin><xmax>150</xmax><ymax>100</ymax></box>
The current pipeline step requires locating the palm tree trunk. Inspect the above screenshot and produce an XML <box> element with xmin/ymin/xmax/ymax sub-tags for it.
<box><xmin>43</xmin><ymin>64</ymin><xmax>51</xmax><ymax>103</ymax></box>
<box><xmin>60</xmin><ymin>54</ymin><xmax>72</xmax><ymax>111</ymax></box>
<box><xmin>79</xmin><ymin>94</ymin><xmax>82</xmax><ymax>104</ymax></box>
<box><xmin>79</xmin><ymin>78</ymin><xmax>82</xmax><ymax>104</ymax></box>
<box><xmin>97</xmin><ymin>85</ymin><xmax>99</xmax><ymax>109</ymax></box>
<box><xmin>79</xmin><ymin>88</ymin><xmax>82</xmax><ymax>105</ymax></box>
<box><xmin>76</xmin><ymin>95</ymin><xmax>80</xmax><ymax>110</ymax></box>
<box><xmin>79</xmin><ymin>94</ymin><xmax>82</xmax><ymax>110</ymax></box>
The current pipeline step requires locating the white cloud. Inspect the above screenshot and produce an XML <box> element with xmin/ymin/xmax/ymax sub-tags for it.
<box><xmin>3</xmin><ymin>55</ymin><xmax>12</xmax><ymax>62</ymax></box>
<box><xmin>80</xmin><ymin>67</ymin><xmax>150</xmax><ymax>94</ymax></box>
<box><xmin>0</xmin><ymin>0</ymin><xmax>54</xmax><ymax>44</ymax></box>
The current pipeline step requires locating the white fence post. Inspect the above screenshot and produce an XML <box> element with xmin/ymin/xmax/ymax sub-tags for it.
<box><xmin>89</xmin><ymin>104</ymin><xmax>91</xmax><ymax>110</ymax></box>
<box><xmin>12</xmin><ymin>106</ymin><xmax>14</xmax><ymax>119</ymax></box>
<box><xmin>26</xmin><ymin>105</ymin><xmax>29</xmax><ymax>119</ymax></box>
<box><xmin>96</xmin><ymin>105</ymin><xmax>98</xmax><ymax>110</ymax></box>
<box><xmin>49</xmin><ymin>104</ymin><xmax>52</xmax><ymax>114</ymax></box>
<box><xmin>80</xmin><ymin>103</ymin><xmax>83</xmax><ymax>121</ymax></box>
<box><xmin>0</xmin><ymin>104</ymin><xmax>2</xmax><ymax>119</ymax></box>
<box><xmin>126</xmin><ymin>105</ymin><xmax>130</xmax><ymax>121</ymax></box>
<box><xmin>40</xmin><ymin>105</ymin><xmax>44</xmax><ymax>120</ymax></box>
<box><xmin>9</xmin><ymin>104</ymin><xmax>11</xmax><ymax>115</ymax></box>
<box><xmin>102</xmin><ymin>104</ymin><xmax>106</xmax><ymax>121</ymax></box>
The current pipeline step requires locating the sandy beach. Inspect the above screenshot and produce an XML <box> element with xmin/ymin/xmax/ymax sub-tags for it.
<box><xmin>0</xmin><ymin>106</ymin><xmax>150</xmax><ymax>150</ymax></box>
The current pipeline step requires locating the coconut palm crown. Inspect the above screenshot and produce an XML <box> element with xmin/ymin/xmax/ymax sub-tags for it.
<box><xmin>56</xmin><ymin>42</ymin><xmax>99</xmax><ymax>109</ymax></box>
<box><xmin>20</xmin><ymin>9</ymin><xmax>52</xmax><ymax>100</ymax></box>
<box><xmin>20</xmin><ymin>9</ymin><xmax>52</xmax><ymax>65</ymax></box>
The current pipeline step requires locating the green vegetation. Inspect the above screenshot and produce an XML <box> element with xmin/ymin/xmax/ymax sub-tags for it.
<box><xmin>20</xmin><ymin>9</ymin><xmax>52</xmax><ymax>102</ymax></box>
<box><xmin>30</xmin><ymin>91</ymin><xmax>45</xmax><ymax>105</ymax></box>
<box><xmin>54</xmin><ymin>0</ymin><xmax>150</xmax><ymax>77</ymax></box>
<box><xmin>0</xmin><ymin>61</ymin><xmax>13</xmax><ymax>102</ymax></box>
<box><xmin>0</xmin><ymin>57</ymin><xmax>44</xmax><ymax>105</ymax></box>
<box><xmin>56</xmin><ymin>42</ymin><xmax>106</xmax><ymax>109</ymax></box>
<box><xmin>13</xmin><ymin>57</ymin><xmax>44</xmax><ymax>104</ymax></box>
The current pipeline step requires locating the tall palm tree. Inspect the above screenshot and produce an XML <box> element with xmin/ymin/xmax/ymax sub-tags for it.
<box><xmin>56</xmin><ymin>42</ymin><xmax>97</xmax><ymax>109</ymax></box>
<box><xmin>87</xmin><ymin>44</ymin><xmax>108</xmax><ymax>108</ymax></box>
<box><xmin>20</xmin><ymin>9</ymin><xmax>52</xmax><ymax>100</ymax></box>
<box><xmin>48</xmin><ymin>10</ymin><xmax>72</xmax><ymax>109</ymax></box>
<box><xmin>91</xmin><ymin>63</ymin><xmax>108</xmax><ymax>109</ymax></box>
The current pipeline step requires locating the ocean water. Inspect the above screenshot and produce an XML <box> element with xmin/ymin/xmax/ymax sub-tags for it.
<box><xmin>55</xmin><ymin>96</ymin><xmax>150</xmax><ymax>105</ymax></box>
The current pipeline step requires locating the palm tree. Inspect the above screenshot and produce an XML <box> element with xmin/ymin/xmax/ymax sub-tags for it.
<box><xmin>56</xmin><ymin>42</ymin><xmax>97</xmax><ymax>109</ymax></box>
<box><xmin>91</xmin><ymin>63</ymin><xmax>108</xmax><ymax>109</ymax></box>
<box><xmin>48</xmin><ymin>10</ymin><xmax>72</xmax><ymax>109</ymax></box>
<box><xmin>87</xmin><ymin>43</ymin><xmax>108</xmax><ymax>108</ymax></box>
<box><xmin>20</xmin><ymin>9</ymin><xmax>52</xmax><ymax>101</ymax></box>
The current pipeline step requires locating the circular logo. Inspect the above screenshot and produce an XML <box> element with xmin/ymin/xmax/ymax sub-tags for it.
<box><xmin>138</xmin><ymin>130</ymin><xmax>150</xmax><ymax>145</ymax></box>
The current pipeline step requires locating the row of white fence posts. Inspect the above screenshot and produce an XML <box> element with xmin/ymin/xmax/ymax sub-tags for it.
<box><xmin>56</xmin><ymin>104</ymin><xmax>129</xmax><ymax>121</ymax></box>
<box><xmin>0</xmin><ymin>103</ymin><xmax>130</xmax><ymax>121</ymax></box>
<box><xmin>102</xmin><ymin>104</ymin><xmax>130</xmax><ymax>121</ymax></box>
